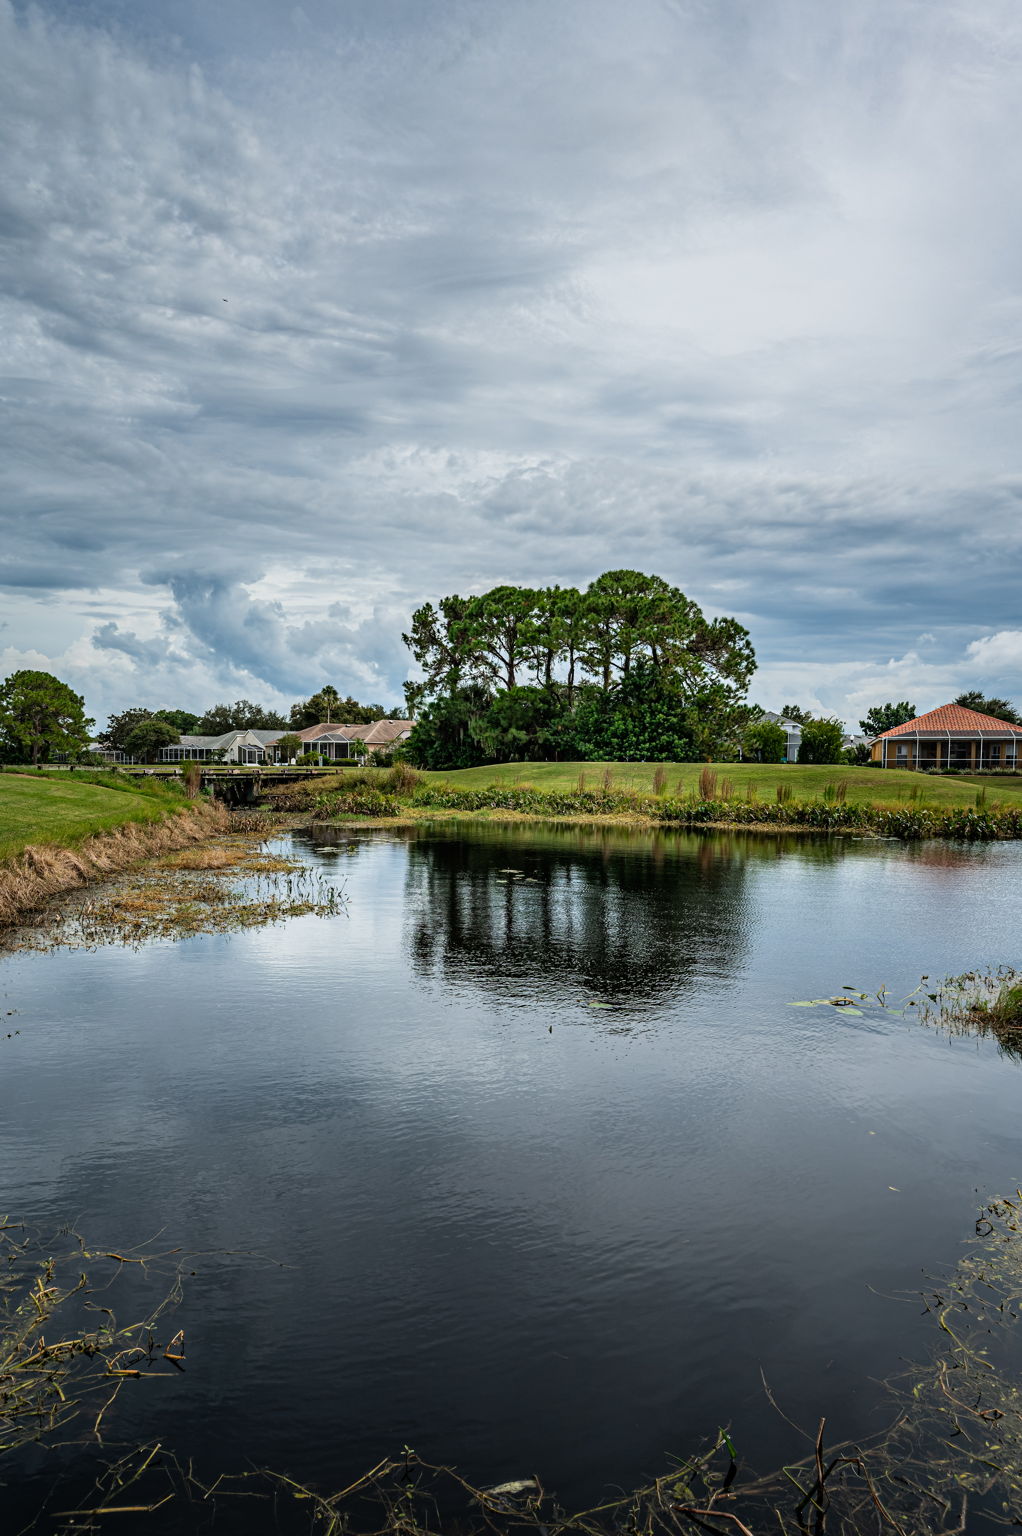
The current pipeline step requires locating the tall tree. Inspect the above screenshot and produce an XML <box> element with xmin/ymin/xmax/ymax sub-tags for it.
<box><xmin>778</xmin><ymin>704</ymin><xmax>812</xmax><ymax>724</ymax></box>
<box><xmin>580</xmin><ymin>571</ymin><xmax>707</xmax><ymax>686</ymax></box>
<box><xmin>859</xmin><ymin>701</ymin><xmax>917</xmax><ymax>737</ymax></box>
<box><xmin>461</xmin><ymin>586</ymin><xmax>539</xmax><ymax>691</ymax></box>
<box><xmin>0</xmin><ymin>671</ymin><xmax>94</xmax><ymax>766</ymax></box>
<box><xmin>954</xmin><ymin>691</ymin><xmax>1022</xmax><ymax>726</ymax></box>
<box><xmin>402</xmin><ymin>596</ymin><xmax>474</xmax><ymax>698</ymax></box>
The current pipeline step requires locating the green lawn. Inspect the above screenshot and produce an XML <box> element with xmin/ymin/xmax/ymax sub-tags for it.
<box><xmin>0</xmin><ymin>771</ymin><xmax>183</xmax><ymax>862</ymax></box>
<box><xmin>423</xmin><ymin>761</ymin><xmax>1022</xmax><ymax>807</ymax></box>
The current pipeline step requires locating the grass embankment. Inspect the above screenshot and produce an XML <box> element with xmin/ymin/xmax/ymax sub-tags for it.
<box><xmin>0</xmin><ymin>770</ymin><xmax>186</xmax><ymax>862</ymax></box>
<box><xmin>427</xmin><ymin>760</ymin><xmax>1022</xmax><ymax>805</ymax></box>
<box><xmin>259</xmin><ymin>762</ymin><xmax>1022</xmax><ymax>839</ymax></box>
<box><xmin>0</xmin><ymin>770</ymin><xmax>226</xmax><ymax>927</ymax></box>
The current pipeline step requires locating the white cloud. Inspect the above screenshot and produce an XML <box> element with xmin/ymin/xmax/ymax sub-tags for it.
<box><xmin>2</xmin><ymin>0</ymin><xmax>1022</xmax><ymax>720</ymax></box>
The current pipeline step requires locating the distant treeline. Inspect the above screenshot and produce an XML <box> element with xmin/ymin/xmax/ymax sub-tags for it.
<box><xmin>400</xmin><ymin>569</ymin><xmax>756</xmax><ymax>768</ymax></box>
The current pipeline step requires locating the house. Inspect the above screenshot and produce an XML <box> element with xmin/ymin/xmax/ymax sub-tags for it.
<box><xmin>286</xmin><ymin>720</ymin><xmax>413</xmax><ymax>763</ymax></box>
<box><xmin>871</xmin><ymin>704</ymin><xmax>1022</xmax><ymax>770</ymax></box>
<box><xmin>159</xmin><ymin>729</ymin><xmax>283</xmax><ymax>765</ymax></box>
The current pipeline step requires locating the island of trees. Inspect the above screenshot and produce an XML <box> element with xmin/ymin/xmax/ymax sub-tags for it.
<box><xmin>401</xmin><ymin>569</ymin><xmax>757</xmax><ymax>768</ymax></box>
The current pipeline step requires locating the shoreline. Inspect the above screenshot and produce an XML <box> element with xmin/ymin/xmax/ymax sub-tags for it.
<box><xmin>0</xmin><ymin>801</ymin><xmax>230</xmax><ymax>928</ymax></box>
<box><xmin>308</xmin><ymin>806</ymin><xmax>870</xmax><ymax>835</ymax></box>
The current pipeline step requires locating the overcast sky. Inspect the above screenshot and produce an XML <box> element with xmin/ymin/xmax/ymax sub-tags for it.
<box><xmin>3</xmin><ymin>0</ymin><xmax>1022</xmax><ymax>728</ymax></box>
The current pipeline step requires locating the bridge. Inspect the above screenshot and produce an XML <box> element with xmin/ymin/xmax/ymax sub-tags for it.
<box><xmin>118</xmin><ymin>765</ymin><xmax>349</xmax><ymax>805</ymax></box>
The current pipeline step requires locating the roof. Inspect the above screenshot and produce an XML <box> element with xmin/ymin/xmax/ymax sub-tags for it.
<box><xmin>878</xmin><ymin>704</ymin><xmax>1022</xmax><ymax>739</ymax></box>
<box><xmin>176</xmin><ymin>729</ymin><xmax>282</xmax><ymax>749</ymax></box>
<box><xmin>760</xmin><ymin>712</ymin><xmax>803</xmax><ymax>730</ymax></box>
<box><xmin>297</xmin><ymin>720</ymin><xmax>411</xmax><ymax>745</ymax></box>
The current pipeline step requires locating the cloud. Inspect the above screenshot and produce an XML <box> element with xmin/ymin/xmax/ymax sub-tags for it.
<box><xmin>2</xmin><ymin>0</ymin><xmax>1022</xmax><ymax>723</ymax></box>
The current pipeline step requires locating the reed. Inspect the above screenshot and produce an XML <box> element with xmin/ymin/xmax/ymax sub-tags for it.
<box><xmin>698</xmin><ymin>767</ymin><xmax>717</xmax><ymax>801</ymax></box>
<box><xmin>652</xmin><ymin>765</ymin><xmax>667</xmax><ymax>796</ymax></box>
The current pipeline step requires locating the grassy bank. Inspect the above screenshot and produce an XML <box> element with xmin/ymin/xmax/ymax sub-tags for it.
<box><xmin>0</xmin><ymin>771</ymin><xmax>229</xmax><ymax>927</ymax></box>
<box><xmin>425</xmin><ymin>760</ymin><xmax>1022</xmax><ymax>805</ymax></box>
<box><xmin>259</xmin><ymin>763</ymin><xmax>1022</xmax><ymax>839</ymax></box>
<box><xmin>0</xmin><ymin>769</ymin><xmax>188</xmax><ymax>863</ymax></box>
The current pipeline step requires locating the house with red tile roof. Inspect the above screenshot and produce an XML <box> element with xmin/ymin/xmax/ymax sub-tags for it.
<box><xmin>287</xmin><ymin>719</ymin><xmax>413</xmax><ymax>763</ymax></box>
<box><xmin>870</xmin><ymin>704</ymin><xmax>1022</xmax><ymax>770</ymax></box>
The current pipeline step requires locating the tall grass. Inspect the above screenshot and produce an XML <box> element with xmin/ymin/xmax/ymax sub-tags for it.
<box><xmin>698</xmin><ymin>767</ymin><xmax>717</xmax><ymax>800</ymax></box>
<box><xmin>652</xmin><ymin>765</ymin><xmax>667</xmax><ymax>796</ymax></box>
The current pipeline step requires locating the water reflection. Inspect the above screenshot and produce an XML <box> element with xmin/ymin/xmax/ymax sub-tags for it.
<box><xmin>3</xmin><ymin>824</ymin><xmax>1022</xmax><ymax>1526</ymax></box>
<box><xmin>395</xmin><ymin>824</ymin><xmax>839</xmax><ymax>1012</ymax></box>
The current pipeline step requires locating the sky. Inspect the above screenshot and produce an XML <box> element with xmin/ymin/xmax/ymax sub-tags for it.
<box><xmin>3</xmin><ymin>0</ymin><xmax>1022</xmax><ymax>731</ymax></box>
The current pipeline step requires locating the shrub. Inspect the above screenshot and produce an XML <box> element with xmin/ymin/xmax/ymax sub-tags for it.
<box><xmin>386</xmin><ymin>762</ymin><xmax>421</xmax><ymax>796</ymax></box>
<box><xmin>315</xmin><ymin>786</ymin><xmax>398</xmax><ymax>818</ymax></box>
<box><xmin>797</xmin><ymin>717</ymin><xmax>846</xmax><ymax>764</ymax></box>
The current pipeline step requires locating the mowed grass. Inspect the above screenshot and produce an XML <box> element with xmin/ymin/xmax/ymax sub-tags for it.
<box><xmin>0</xmin><ymin>772</ymin><xmax>181</xmax><ymax>862</ymax></box>
<box><xmin>422</xmin><ymin>760</ymin><xmax>1022</xmax><ymax>806</ymax></box>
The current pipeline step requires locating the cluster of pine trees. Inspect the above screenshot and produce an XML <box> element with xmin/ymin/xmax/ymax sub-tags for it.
<box><xmin>401</xmin><ymin>569</ymin><xmax>756</xmax><ymax>768</ymax></box>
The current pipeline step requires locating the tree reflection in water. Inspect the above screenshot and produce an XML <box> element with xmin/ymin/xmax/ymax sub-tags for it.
<box><xmin>388</xmin><ymin>823</ymin><xmax>842</xmax><ymax>1017</ymax></box>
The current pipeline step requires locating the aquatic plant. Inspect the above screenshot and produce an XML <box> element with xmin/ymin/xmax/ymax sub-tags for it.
<box><xmin>0</xmin><ymin>1218</ymin><xmax>187</xmax><ymax>1459</ymax></box>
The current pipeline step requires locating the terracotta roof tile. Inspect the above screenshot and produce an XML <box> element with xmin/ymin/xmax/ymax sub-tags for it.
<box><xmin>878</xmin><ymin>704</ymin><xmax>1022</xmax><ymax>738</ymax></box>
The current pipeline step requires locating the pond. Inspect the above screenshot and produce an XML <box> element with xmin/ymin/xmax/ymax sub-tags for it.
<box><xmin>1</xmin><ymin>822</ymin><xmax>1021</xmax><ymax>1525</ymax></box>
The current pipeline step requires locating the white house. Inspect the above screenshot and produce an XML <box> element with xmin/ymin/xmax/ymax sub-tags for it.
<box><xmin>158</xmin><ymin>729</ymin><xmax>282</xmax><ymax>765</ymax></box>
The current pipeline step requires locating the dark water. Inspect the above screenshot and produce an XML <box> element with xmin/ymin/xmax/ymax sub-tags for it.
<box><xmin>2</xmin><ymin>823</ymin><xmax>1021</xmax><ymax>1522</ymax></box>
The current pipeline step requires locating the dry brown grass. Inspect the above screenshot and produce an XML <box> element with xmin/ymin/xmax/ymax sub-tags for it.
<box><xmin>0</xmin><ymin>802</ymin><xmax>229</xmax><ymax>927</ymax></box>
<box><xmin>160</xmin><ymin>844</ymin><xmax>244</xmax><ymax>871</ymax></box>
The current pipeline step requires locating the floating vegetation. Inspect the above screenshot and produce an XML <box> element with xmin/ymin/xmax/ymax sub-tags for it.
<box><xmin>4</xmin><ymin>835</ymin><xmax>345</xmax><ymax>951</ymax></box>
<box><xmin>791</xmin><ymin>968</ymin><xmax>1022</xmax><ymax>1061</ymax></box>
<box><xmin>0</xmin><ymin>1217</ymin><xmax>187</xmax><ymax>1460</ymax></box>
<box><xmin>914</xmin><ymin>966</ymin><xmax>1022</xmax><ymax>1060</ymax></box>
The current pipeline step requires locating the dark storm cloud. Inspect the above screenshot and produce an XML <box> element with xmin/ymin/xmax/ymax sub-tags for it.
<box><xmin>3</xmin><ymin>0</ymin><xmax>1022</xmax><ymax>720</ymax></box>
